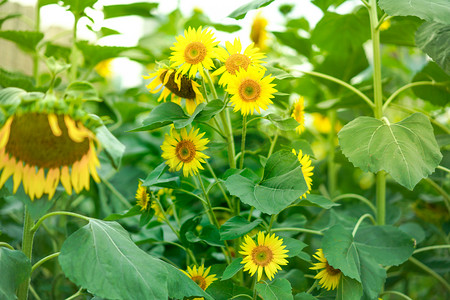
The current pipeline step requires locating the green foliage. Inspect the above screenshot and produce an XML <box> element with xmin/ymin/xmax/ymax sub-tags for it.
<box><xmin>266</xmin><ymin>113</ymin><xmax>300</xmax><ymax>131</ymax></box>
<box><xmin>0</xmin><ymin>31</ymin><xmax>44</xmax><ymax>53</ymax></box>
<box><xmin>379</xmin><ymin>0</ymin><xmax>450</xmax><ymax>25</ymax></box>
<box><xmin>65</xmin><ymin>81</ymin><xmax>99</xmax><ymax>101</ymax></box>
<box><xmin>62</xmin><ymin>0</ymin><xmax>98</xmax><ymax>18</ymax></box>
<box><xmin>380</xmin><ymin>16</ymin><xmax>423</xmax><ymax>47</ymax></box>
<box><xmin>336</xmin><ymin>276</ymin><xmax>363</xmax><ymax>300</ymax></box>
<box><xmin>256</xmin><ymin>278</ymin><xmax>293</xmax><ymax>300</ymax></box>
<box><xmin>311</xmin><ymin>0</ymin><xmax>346</xmax><ymax>12</ymax></box>
<box><xmin>0</xmin><ymin>248</ymin><xmax>31</xmax><ymax>300</ymax></box>
<box><xmin>219</xmin><ymin>216</ymin><xmax>262</xmax><ymax>240</ymax></box>
<box><xmin>282</xmin><ymin>237</ymin><xmax>307</xmax><ymax>258</ymax></box>
<box><xmin>338</xmin><ymin>113</ymin><xmax>442</xmax><ymax>190</ymax></box>
<box><xmin>76</xmin><ymin>41</ymin><xmax>130</xmax><ymax>67</ymax></box>
<box><xmin>297</xmin><ymin>194</ymin><xmax>339</xmax><ymax>209</ymax></box>
<box><xmin>222</xmin><ymin>258</ymin><xmax>244</xmax><ymax>280</ymax></box>
<box><xmin>95</xmin><ymin>124</ymin><xmax>126</xmax><ymax>169</ymax></box>
<box><xmin>415</xmin><ymin>22</ymin><xmax>450</xmax><ymax>75</ymax></box>
<box><xmin>412</xmin><ymin>62</ymin><xmax>450</xmax><ymax>105</ymax></box>
<box><xmin>103</xmin><ymin>2</ymin><xmax>158</xmax><ymax>19</ymax></box>
<box><xmin>228</xmin><ymin>0</ymin><xmax>275</xmax><ymax>20</ymax></box>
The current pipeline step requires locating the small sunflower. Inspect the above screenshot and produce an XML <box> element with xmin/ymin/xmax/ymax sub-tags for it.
<box><xmin>292</xmin><ymin>97</ymin><xmax>305</xmax><ymax>134</ymax></box>
<box><xmin>0</xmin><ymin>111</ymin><xmax>100</xmax><ymax>200</ymax></box>
<box><xmin>95</xmin><ymin>58</ymin><xmax>114</xmax><ymax>78</ymax></box>
<box><xmin>312</xmin><ymin>113</ymin><xmax>342</xmax><ymax>134</ymax></box>
<box><xmin>170</xmin><ymin>26</ymin><xmax>218</xmax><ymax>79</ymax></box>
<box><xmin>239</xmin><ymin>231</ymin><xmax>289</xmax><ymax>281</ymax></box>
<box><xmin>183</xmin><ymin>265</ymin><xmax>217</xmax><ymax>291</ymax></box>
<box><xmin>144</xmin><ymin>67</ymin><xmax>205</xmax><ymax>114</ymax></box>
<box><xmin>226</xmin><ymin>66</ymin><xmax>277</xmax><ymax>116</ymax></box>
<box><xmin>292</xmin><ymin>149</ymin><xmax>314</xmax><ymax>199</ymax></box>
<box><xmin>161</xmin><ymin>127</ymin><xmax>209</xmax><ymax>177</ymax></box>
<box><xmin>250</xmin><ymin>11</ymin><xmax>269</xmax><ymax>50</ymax></box>
<box><xmin>379</xmin><ymin>19</ymin><xmax>391</xmax><ymax>31</ymax></box>
<box><xmin>212</xmin><ymin>38</ymin><xmax>266</xmax><ymax>86</ymax></box>
<box><xmin>310</xmin><ymin>248</ymin><xmax>341</xmax><ymax>291</ymax></box>
<box><xmin>135</xmin><ymin>181</ymin><xmax>150</xmax><ymax>211</ymax></box>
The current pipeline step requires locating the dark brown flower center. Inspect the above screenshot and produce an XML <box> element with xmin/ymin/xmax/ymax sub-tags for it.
<box><xmin>326</xmin><ymin>262</ymin><xmax>341</xmax><ymax>276</ymax></box>
<box><xmin>159</xmin><ymin>70</ymin><xmax>196</xmax><ymax>99</ymax></box>
<box><xmin>191</xmin><ymin>275</ymin><xmax>207</xmax><ymax>290</ymax></box>
<box><xmin>5</xmin><ymin>113</ymin><xmax>90</xmax><ymax>169</ymax></box>
<box><xmin>175</xmin><ymin>140</ymin><xmax>196</xmax><ymax>163</ymax></box>
<box><xmin>251</xmin><ymin>245</ymin><xmax>273</xmax><ymax>266</ymax></box>
<box><xmin>184</xmin><ymin>42</ymin><xmax>207</xmax><ymax>64</ymax></box>
<box><xmin>239</xmin><ymin>79</ymin><xmax>261</xmax><ymax>102</ymax></box>
<box><xmin>225</xmin><ymin>54</ymin><xmax>251</xmax><ymax>75</ymax></box>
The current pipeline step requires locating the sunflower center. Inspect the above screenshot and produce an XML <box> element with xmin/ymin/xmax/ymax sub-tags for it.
<box><xmin>251</xmin><ymin>245</ymin><xmax>273</xmax><ymax>266</ymax></box>
<box><xmin>175</xmin><ymin>140</ymin><xmax>196</xmax><ymax>163</ymax></box>
<box><xmin>4</xmin><ymin>113</ymin><xmax>90</xmax><ymax>169</ymax></box>
<box><xmin>326</xmin><ymin>262</ymin><xmax>341</xmax><ymax>276</ymax></box>
<box><xmin>225</xmin><ymin>54</ymin><xmax>251</xmax><ymax>75</ymax></box>
<box><xmin>191</xmin><ymin>276</ymin><xmax>207</xmax><ymax>290</ymax></box>
<box><xmin>184</xmin><ymin>42</ymin><xmax>207</xmax><ymax>64</ymax></box>
<box><xmin>239</xmin><ymin>79</ymin><xmax>261</xmax><ymax>102</ymax></box>
<box><xmin>159</xmin><ymin>70</ymin><xmax>196</xmax><ymax>99</ymax></box>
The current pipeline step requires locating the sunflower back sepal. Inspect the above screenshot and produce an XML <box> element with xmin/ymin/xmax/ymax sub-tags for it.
<box><xmin>64</xmin><ymin>81</ymin><xmax>101</xmax><ymax>102</ymax></box>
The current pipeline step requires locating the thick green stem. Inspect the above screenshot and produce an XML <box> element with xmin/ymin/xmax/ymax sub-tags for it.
<box><xmin>375</xmin><ymin>171</ymin><xmax>386</xmax><ymax>225</ymax></box>
<box><xmin>239</xmin><ymin>115</ymin><xmax>248</xmax><ymax>169</ymax></box>
<box><xmin>17</xmin><ymin>208</ymin><xmax>35</xmax><ymax>300</ymax></box>
<box><xmin>327</xmin><ymin>110</ymin><xmax>337</xmax><ymax>197</ymax></box>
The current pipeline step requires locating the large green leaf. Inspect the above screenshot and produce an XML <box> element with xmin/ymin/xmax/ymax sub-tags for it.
<box><xmin>0</xmin><ymin>31</ymin><xmax>44</xmax><ymax>53</ymax></box>
<box><xmin>228</xmin><ymin>0</ymin><xmax>275</xmax><ymax>20</ymax></box>
<box><xmin>336</xmin><ymin>276</ymin><xmax>363</xmax><ymax>300</ymax></box>
<box><xmin>221</xmin><ymin>258</ymin><xmax>244</xmax><ymax>280</ymax></box>
<box><xmin>338</xmin><ymin>113</ymin><xmax>442</xmax><ymax>190</ymax></box>
<box><xmin>378</xmin><ymin>0</ymin><xmax>450</xmax><ymax>25</ymax></box>
<box><xmin>380</xmin><ymin>16</ymin><xmax>423</xmax><ymax>47</ymax></box>
<box><xmin>297</xmin><ymin>194</ymin><xmax>339</xmax><ymax>209</ymax></box>
<box><xmin>143</xmin><ymin>162</ymin><xmax>179</xmax><ymax>189</ymax></box>
<box><xmin>225</xmin><ymin>150</ymin><xmax>307</xmax><ymax>215</ymax></box>
<box><xmin>281</xmin><ymin>237</ymin><xmax>307</xmax><ymax>258</ymax></box>
<box><xmin>256</xmin><ymin>278</ymin><xmax>293</xmax><ymax>300</ymax></box>
<box><xmin>311</xmin><ymin>0</ymin><xmax>346</xmax><ymax>12</ymax></box>
<box><xmin>59</xmin><ymin>219</ymin><xmax>210</xmax><ymax>300</ymax></box>
<box><xmin>412</xmin><ymin>62</ymin><xmax>450</xmax><ymax>106</ymax></box>
<box><xmin>0</xmin><ymin>248</ymin><xmax>31</xmax><ymax>300</ymax></box>
<box><xmin>131</xmin><ymin>102</ymin><xmax>188</xmax><ymax>132</ymax></box>
<box><xmin>219</xmin><ymin>216</ymin><xmax>262</xmax><ymax>240</ymax></box>
<box><xmin>273</xmin><ymin>30</ymin><xmax>311</xmax><ymax>58</ymax></box>
<box><xmin>95</xmin><ymin>125</ymin><xmax>125</xmax><ymax>169</ymax></box>
<box><xmin>416</xmin><ymin>22</ymin><xmax>450</xmax><ymax>75</ymax></box>
<box><xmin>76</xmin><ymin>41</ymin><xmax>130</xmax><ymax>67</ymax></box>
<box><xmin>103</xmin><ymin>2</ymin><xmax>158</xmax><ymax>19</ymax></box>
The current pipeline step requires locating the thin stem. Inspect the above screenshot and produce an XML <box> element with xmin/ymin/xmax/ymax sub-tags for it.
<box><xmin>361</xmin><ymin>0</ymin><xmax>370</xmax><ymax>8</ymax></box>
<box><xmin>424</xmin><ymin>178</ymin><xmax>450</xmax><ymax>214</ymax></box>
<box><xmin>333</xmin><ymin>194</ymin><xmax>377</xmax><ymax>214</ymax></box>
<box><xmin>231</xmin><ymin>295</ymin><xmax>253</xmax><ymax>300</ymax></box>
<box><xmin>69</xmin><ymin>16</ymin><xmax>79</xmax><ymax>81</ymax></box>
<box><xmin>267</xmin><ymin>215</ymin><xmax>276</xmax><ymax>233</ymax></box>
<box><xmin>376</xmin><ymin>13</ymin><xmax>388</xmax><ymax>29</ymax></box>
<box><xmin>154</xmin><ymin>197</ymin><xmax>180</xmax><ymax>239</ymax></box>
<box><xmin>437</xmin><ymin>165</ymin><xmax>450</xmax><ymax>174</ymax></box>
<box><xmin>271</xmin><ymin>227</ymin><xmax>323</xmax><ymax>236</ymax></box>
<box><xmin>267</xmin><ymin>130</ymin><xmax>278</xmax><ymax>158</ymax></box>
<box><xmin>178</xmin><ymin>189</ymin><xmax>207</xmax><ymax>204</ymax></box>
<box><xmin>248</xmin><ymin>207</ymin><xmax>254</xmax><ymax>222</ymax></box>
<box><xmin>33</xmin><ymin>4</ymin><xmax>40</xmax><ymax>85</ymax></box>
<box><xmin>240</xmin><ymin>115</ymin><xmax>248</xmax><ymax>169</ymax></box>
<box><xmin>0</xmin><ymin>242</ymin><xmax>14</xmax><ymax>250</ymax></box>
<box><xmin>306</xmin><ymin>280</ymin><xmax>318</xmax><ymax>294</ymax></box>
<box><xmin>382</xmin><ymin>81</ymin><xmax>447</xmax><ymax>111</ymax></box>
<box><xmin>196</xmin><ymin>174</ymin><xmax>220</xmax><ymax>229</ymax></box>
<box><xmin>352</xmin><ymin>213</ymin><xmax>376</xmax><ymax>236</ymax></box>
<box><xmin>64</xmin><ymin>288</ymin><xmax>84</xmax><ymax>300</ymax></box>
<box><xmin>299</xmin><ymin>70</ymin><xmax>374</xmax><ymax>108</ymax></box>
<box><xmin>101</xmin><ymin>176</ymin><xmax>132</xmax><ymax>208</ymax></box>
<box><xmin>408</xmin><ymin>256</ymin><xmax>450</xmax><ymax>292</ymax></box>
<box><xmin>413</xmin><ymin>245</ymin><xmax>450</xmax><ymax>255</ymax></box>
<box><xmin>205</xmin><ymin>161</ymin><xmax>232</xmax><ymax>210</ymax></box>
<box><xmin>17</xmin><ymin>208</ymin><xmax>35</xmax><ymax>300</ymax></box>
<box><xmin>149</xmin><ymin>241</ymin><xmax>186</xmax><ymax>251</ymax></box>
<box><xmin>31</xmin><ymin>252</ymin><xmax>60</xmax><ymax>273</ymax></box>
<box><xmin>252</xmin><ymin>276</ymin><xmax>258</xmax><ymax>300</ymax></box>
<box><xmin>212</xmin><ymin>207</ymin><xmax>232</xmax><ymax>213</ymax></box>
<box><xmin>380</xmin><ymin>291</ymin><xmax>413</xmax><ymax>300</ymax></box>
<box><xmin>327</xmin><ymin>110</ymin><xmax>337</xmax><ymax>197</ymax></box>
<box><xmin>376</xmin><ymin>171</ymin><xmax>386</xmax><ymax>225</ymax></box>
<box><xmin>31</xmin><ymin>211</ymin><xmax>90</xmax><ymax>234</ymax></box>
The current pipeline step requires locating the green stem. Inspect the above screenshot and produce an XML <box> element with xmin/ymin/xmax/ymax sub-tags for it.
<box><xmin>299</xmin><ymin>70</ymin><xmax>374</xmax><ymax>108</ymax></box>
<box><xmin>101</xmin><ymin>176</ymin><xmax>132</xmax><ymax>208</ymax></box>
<box><xmin>0</xmin><ymin>242</ymin><xmax>14</xmax><ymax>250</ymax></box>
<box><xmin>306</xmin><ymin>280</ymin><xmax>318</xmax><ymax>294</ymax></box>
<box><xmin>327</xmin><ymin>110</ymin><xmax>337</xmax><ymax>197</ymax></box>
<box><xmin>375</xmin><ymin>171</ymin><xmax>386</xmax><ymax>225</ymax></box>
<box><xmin>360</xmin><ymin>0</ymin><xmax>370</xmax><ymax>8</ymax></box>
<box><xmin>267</xmin><ymin>215</ymin><xmax>277</xmax><ymax>233</ymax></box>
<box><xmin>413</xmin><ymin>245</ymin><xmax>450</xmax><ymax>255</ymax></box>
<box><xmin>17</xmin><ymin>208</ymin><xmax>35</xmax><ymax>300</ymax></box>
<box><xmin>267</xmin><ymin>130</ymin><xmax>278</xmax><ymax>158</ymax></box>
<box><xmin>64</xmin><ymin>288</ymin><xmax>84</xmax><ymax>300</ymax></box>
<box><xmin>352</xmin><ymin>213</ymin><xmax>376</xmax><ymax>236</ymax></box>
<box><xmin>424</xmin><ymin>178</ymin><xmax>450</xmax><ymax>215</ymax></box>
<box><xmin>271</xmin><ymin>227</ymin><xmax>323</xmax><ymax>236</ymax></box>
<box><xmin>31</xmin><ymin>252</ymin><xmax>60</xmax><ymax>273</ymax></box>
<box><xmin>240</xmin><ymin>115</ymin><xmax>248</xmax><ymax>169</ymax></box>
<box><xmin>248</xmin><ymin>207</ymin><xmax>254</xmax><ymax>222</ymax></box>
<box><xmin>205</xmin><ymin>161</ymin><xmax>232</xmax><ymax>210</ymax></box>
<box><xmin>69</xmin><ymin>16</ymin><xmax>80</xmax><ymax>81</ymax></box>
<box><xmin>33</xmin><ymin>4</ymin><xmax>40</xmax><ymax>85</ymax></box>
<box><xmin>380</xmin><ymin>291</ymin><xmax>413</xmax><ymax>300</ymax></box>
<box><xmin>31</xmin><ymin>211</ymin><xmax>89</xmax><ymax>234</ymax></box>
<box><xmin>408</xmin><ymin>256</ymin><xmax>450</xmax><ymax>292</ymax></box>
<box><xmin>252</xmin><ymin>276</ymin><xmax>258</xmax><ymax>300</ymax></box>
<box><xmin>390</xmin><ymin>103</ymin><xmax>450</xmax><ymax>134</ymax></box>
<box><xmin>437</xmin><ymin>165</ymin><xmax>450</xmax><ymax>174</ymax></box>
<box><xmin>333</xmin><ymin>193</ymin><xmax>377</xmax><ymax>214</ymax></box>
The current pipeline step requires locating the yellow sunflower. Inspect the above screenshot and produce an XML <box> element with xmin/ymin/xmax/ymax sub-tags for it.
<box><xmin>161</xmin><ymin>127</ymin><xmax>209</xmax><ymax>177</ymax></box>
<box><xmin>239</xmin><ymin>231</ymin><xmax>289</xmax><ymax>281</ymax></box>
<box><xmin>250</xmin><ymin>11</ymin><xmax>269</xmax><ymax>50</ymax></box>
<box><xmin>0</xmin><ymin>112</ymin><xmax>100</xmax><ymax>200</ymax></box>
<box><xmin>310</xmin><ymin>248</ymin><xmax>341</xmax><ymax>291</ymax></box>
<box><xmin>170</xmin><ymin>26</ymin><xmax>218</xmax><ymax>79</ymax></box>
<box><xmin>135</xmin><ymin>181</ymin><xmax>150</xmax><ymax>211</ymax></box>
<box><xmin>94</xmin><ymin>58</ymin><xmax>114</xmax><ymax>78</ymax></box>
<box><xmin>144</xmin><ymin>67</ymin><xmax>205</xmax><ymax>114</ymax></box>
<box><xmin>226</xmin><ymin>66</ymin><xmax>277</xmax><ymax>116</ymax></box>
<box><xmin>183</xmin><ymin>265</ymin><xmax>217</xmax><ymax>291</ymax></box>
<box><xmin>292</xmin><ymin>97</ymin><xmax>305</xmax><ymax>134</ymax></box>
<box><xmin>312</xmin><ymin>113</ymin><xmax>343</xmax><ymax>134</ymax></box>
<box><xmin>211</xmin><ymin>38</ymin><xmax>266</xmax><ymax>86</ymax></box>
<box><xmin>292</xmin><ymin>149</ymin><xmax>314</xmax><ymax>199</ymax></box>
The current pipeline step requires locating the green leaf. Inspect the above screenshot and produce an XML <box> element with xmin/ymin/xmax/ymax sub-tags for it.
<box><xmin>76</xmin><ymin>41</ymin><xmax>130</xmax><ymax>67</ymax></box>
<box><xmin>212</xmin><ymin>23</ymin><xmax>241</xmax><ymax>33</ymax></box>
<box><xmin>195</xmin><ymin>99</ymin><xmax>227</xmax><ymax>122</ymax></box>
<box><xmin>265</xmin><ymin>66</ymin><xmax>294</xmax><ymax>80</ymax></box>
<box><xmin>45</xmin><ymin>56</ymin><xmax>71</xmax><ymax>76</ymax></box>
<box><xmin>104</xmin><ymin>205</ymin><xmax>142</xmax><ymax>221</ymax></box>
<box><xmin>45</xmin><ymin>43</ymin><xmax>71</xmax><ymax>62</ymax></box>
<box><xmin>225</xmin><ymin>150</ymin><xmax>307</xmax><ymax>215</ymax></box>
<box><xmin>297</xmin><ymin>194</ymin><xmax>339</xmax><ymax>209</ymax></box>
<box><xmin>219</xmin><ymin>216</ymin><xmax>262</xmax><ymax>240</ymax></box>
<box><xmin>0</xmin><ymin>87</ymin><xmax>26</xmax><ymax>106</ymax></box>
<box><xmin>65</xmin><ymin>81</ymin><xmax>99</xmax><ymax>101</ymax></box>
<box><xmin>265</xmin><ymin>114</ymin><xmax>299</xmax><ymax>131</ymax></box>
<box><xmin>103</xmin><ymin>2</ymin><xmax>158</xmax><ymax>19</ymax></box>
<box><xmin>143</xmin><ymin>162</ymin><xmax>179</xmax><ymax>189</ymax></box>
<box><xmin>228</xmin><ymin>0</ymin><xmax>275</xmax><ymax>20</ymax></box>
<box><xmin>294</xmin><ymin>292</ymin><xmax>317</xmax><ymax>300</ymax></box>
<box><xmin>0</xmin><ymin>68</ymin><xmax>40</xmax><ymax>92</ymax></box>
<box><xmin>380</xmin><ymin>16</ymin><xmax>423</xmax><ymax>47</ymax></box>
<box><xmin>416</xmin><ymin>22</ymin><xmax>450</xmax><ymax>75</ymax></box>
<box><xmin>311</xmin><ymin>0</ymin><xmax>346</xmax><ymax>12</ymax></box>
<box><xmin>273</xmin><ymin>30</ymin><xmax>311</xmax><ymax>58</ymax></box>
<box><xmin>399</xmin><ymin>222</ymin><xmax>426</xmax><ymax>244</ymax></box>
<box><xmin>0</xmin><ymin>14</ymin><xmax>21</xmax><ymax>29</ymax></box>
<box><xmin>131</xmin><ymin>102</ymin><xmax>188</xmax><ymax>132</ymax></box>
<box><xmin>180</xmin><ymin>216</ymin><xmax>202</xmax><ymax>247</ymax></box>
<box><xmin>338</xmin><ymin>113</ymin><xmax>442</xmax><ymax>190</ymax></box>
<box><xmin>222</xmin><ymin>258</ymin><xmax>244</xmax><ymax>280</ymax></box>
<box><xmin>59</xmin><ymin>219</ymin><xmax>210</xmax><ymax>300</ymax></box>
<box><xmin>379</xmin><ymin>0</ymin><xmax>450</xmax><ymax>25</ymax></box>
<box><xmin>281</xmin><ymin>236</ymin><xmax>307</xmax><ymax>258</ymax></box>
<box><xmin>95</xmin><ymin>125</ymin><xmax>125</xmax><ymax>169</ymax></box>
<box><xmin>354</xmin><ymin>225</ymin><xmax>415</xmax><ymax>266</ymax></box>
<box><xmin>412</xmin><ymin>62</ymin><xmax>450</xmax><ymax>106</ymax></box>
<box><xmin>358</xmin><ymin>254</ymin><xmax>386</xmax><ymax>300</ymax></box>
<box><xmin>62</xmin><ymin>0</ymin><xmax>97</xmax><ymax>17</ymax></box>
<box><xmin>336</xmin><ymin>276</ymin><xmax>363</xmax><ymax>300</ymax></box>
<box><xmin>0</xmin><ymin>31</ymin><xmax>44</xmax><ymax>52</ymax></box>
<box><xmin>0</xmin><ymin>248</ymin><xmax>32</xmax><ymax>300</ymax></box>
<box><xmin>256</xmin><ymin>278</ymin><xmax>293</xmax><ymax>300</ymax></box>
<box><xmin>38</xmin><ymin>0</ymin><xmax>59</xmax><ymax>8</ymax></box>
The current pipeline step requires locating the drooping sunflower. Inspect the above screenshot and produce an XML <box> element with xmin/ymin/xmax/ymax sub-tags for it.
<box><xmin>292</xmin><ymin>149</ymin><xmax>314</xmax><ymax>199</ymax></box>
<box><xmin>212</xmin><ymin>38</ymin><xmax>266</xmax><ymax>86</ymax></box>
<box><xmin>170</xmin><ymin>26</ymin><xmax>218</xmax><ymax>79</ymax></box>
<box><xmin>310</xmin><ymin>248</ymin><xmax>342</xmax><ymax>291</ymax></box>
<box><xmin>183</xmin><ymin>265</ymin><xmax>217</xmax><ymax>291</ymax></box>
<box><xmin>144</xmin><ymin>67</ymin><xmax>205</xmax><ymax>114</ymax></box>
<box><xmin>292</xmin><ymin>96</ymin><xmax>305</xmax><ymax>134</ymax></box>
<box><xmin>250</xmin><ymin>11</ymin><xmax>269</xmax><ymax>50</ymax></box>
<box><xmin>239</xmin><ymin>231</ymin><xmax>289</xmax><ymax>281</ymax></box>
<box><xmin>226</xmin><ymin>66</ymin><xmax>277</xmax><ymax>116</ymax></box>
<box><xmin>161</xmin><ymin>127</ymin><xmax>209</xmax><ymax>177</ymax></box>
<box><xmin>0</xmin><ymin>109</ymin><xmax>101</xmax><ymax>200</ymax></box>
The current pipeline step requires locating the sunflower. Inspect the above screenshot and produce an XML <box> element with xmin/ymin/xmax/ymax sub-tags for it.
<box><xmin>212</xmin><ymin>38</ymin><xmax>266</xmax><ymax>86</ymax></box>
<box><xmin>0</xmin><ymin>112</ymin><xmax>100</xmax><ymax>200</ymax></box>
<box><xmin>292</xmin><ymin>97</ymin><xmax>305</xmax><ymax>134</ymax></box>
<box><xmin>312</xmin><ymin>113</ymin><xmax>343</xmax><ymax>134</ymax></box>
<box><xmin>161</xmin><ymin>127</ymin><xmax>209</xmax><ymax>177</ymax></box>
<box><xmin>310</xmin><ymin>248</ymin><xmax>341</xmax><ymax>291</ymax></box>
<box><xmin>183</xmin><ymin>265</ymin><xmax>217</xmax><ymax>291</ymax></box>
<box><xmin>94</xmin><ymin>58</ymin><xmax>114</xmax><ymax>78</ymax></box>
<box><xmin>292</xmin><ymin>149</ymin><xmax>314</xmax><ymax>199</ymax></box>
<box><xmin>250</xmin><ymin>11</ymin><xmax>269</xmax><ymax>50</ymax></box>
<box><xmin>170</xmin><ymin>26</ymin><xmax>218</xmax><ymax>79</ymax></box>
<box><xmin>144</xmin><ymin>67</ymin><xmax>205</xmax><ymax>114</ymax></box>
<box><xmin>226</xmin><ymin>66</ymin><xmax>277</xmax><ymax>116</ymax></box>
<box><xmin>239</xmin><ymin>231</ymin><xmax>289</xmax><ymax>281</ymax></box>
<box><xmin>135</xmin><ymin>181</ymin><xmax>150</xmax><ymax>211</ymax></box>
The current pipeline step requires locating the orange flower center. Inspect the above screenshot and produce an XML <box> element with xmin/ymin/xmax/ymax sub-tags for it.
<box><xmin>251</xmin><ymin>245</ymin><xmax>273</xmax><ymax>266</ymax></box>
<box><xmin>175</xmin><ymin>140</ymin><xmax>196</xmax><ymax>163</ymax></box>
<box><xmin>225</xmin><ymin>54</ymin><xmax>251</xmax><ymax>75</ymax></box>
<box><xmin>184</xmin><ymin>42</ymin><xmax>207</xmax><ymax>65</ymax></box>
<box><xmin>239</xmin><ymin>79</ymin><xmax>261</xmax><ymax>102</ymax></box>
<box><xmin>191</xmin><ymin>275</ymin><xmax>207</xmax><ymax>290</ymax></box>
